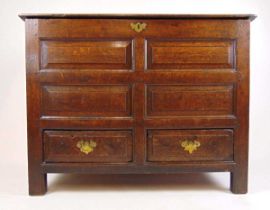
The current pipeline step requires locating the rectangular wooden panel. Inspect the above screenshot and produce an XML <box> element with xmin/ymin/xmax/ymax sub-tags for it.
<box><xmin>146</xmin><ymin>39</ymin><xmax>235</xmax><ymax>70</ymax></box>
<box><xmin>40</xmin><ymin>40</ymin><xmax>133</xmax><ymax>70</ymax></box>
<box><xmin>44</xmin><ymin>130</ymin><xmax>133</xmax><ymax>163</ymax></box>
<box><xmin>41</xmin><ymin>85</ymin><xmax>132</xmax><ymax>117</ymax></box>
<box><xmin>147</xmin><ymin>129</ymin><xmax>233</xmax><ymax>161</ymax></box>
<box><xmin>146</xmin><ymin>85</ymin><xmax>234</xmax><ymax>117</ymax></box>
<box><xmin>38</xmin><ymin>19</ymin><xmax>238</xmax><ymax>39</ymax></box>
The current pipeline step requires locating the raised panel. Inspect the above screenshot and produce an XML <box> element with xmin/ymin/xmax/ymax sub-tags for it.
<box><xmin>147</xmin><ymin>129</ymin><xmax>234</xmax><ymax>161</ymax></box>
<box><xmin>40</xmin><ymin>40</ymin><xmax>133</xmax><ymax>70</ymax></box>
<box><xmin>44</xmin><ymin>130</ymin><xmax>133</xmax><ymax>163</ymax></box>
<box><xmin>146</xmin><ymin>85</ymin><xmax>234</xmax><ymax>117</ymax></box>
<box><xmin>41</xmin><ymin>85</ymin><xmax>132</xmax><ymax>117</ymax></box>
<box><xmin>146</xmin><ymin>39</ymin><xmax>235</xmax><ymax>70</ymax></box>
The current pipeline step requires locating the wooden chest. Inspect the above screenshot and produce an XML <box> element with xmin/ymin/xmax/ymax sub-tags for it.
<box><xmin>20</xmin><ymin>14</ymin><xmax>256</xmax><ymax>195</ymax></box>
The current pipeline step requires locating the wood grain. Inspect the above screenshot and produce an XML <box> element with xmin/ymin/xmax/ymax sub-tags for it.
<box><xmin>41</xmin><ymin>85</ymin><xmax>132</xmax><ymax>117</ymax></box>
<box><xmin>40</xmin><ymin>39</ymin><xmax>133</xmax><ymax>70</ymax></box>
<box><xmin>146</xmin><ymin>39</ymin><xmax>235</xmax><ymax>70</ymax></box>
<box><xmin>146</xmin><ymin>85</ymin><xmax>234</xmax><ymax>117</ymax></box>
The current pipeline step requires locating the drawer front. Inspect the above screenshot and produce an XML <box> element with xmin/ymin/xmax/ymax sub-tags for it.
<box><xmin>44</xmin><ymin>130</ymin><xmax>133</xmax><ymax>163</ymax></box>
<box><xmin>146</xmin><ymin>85</ymin><xmax>234</xmax><ymax>117</ymax></box>
<box><xmin>147</xmin><ymin>130</ymin><xmax>233</xmax><ymax>162</ymax></box>
<box><xmin>41</xmin><ymin>85</ymin><xmax>132</xmax><ymax>118</ymax></box>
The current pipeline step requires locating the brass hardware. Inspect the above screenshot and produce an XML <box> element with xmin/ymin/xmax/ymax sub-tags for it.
<box><xmin>76</xmin><ymin>140</ymin><xmax>97</xmax><ymax>155</ymax></box>
<box><xmin>130</xmin><ymin>22</ymin><xmax>147</xmax><ymax>32</ymax></box>
<box><xmin>180</xmin><ymin>140</ymin><xmax>201</xmax><ymax>154</ymax></box>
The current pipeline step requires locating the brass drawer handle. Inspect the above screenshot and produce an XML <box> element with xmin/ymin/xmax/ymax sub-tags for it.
<box><xmin>130</xmin><ymin>22</ymin><xmax>147</xmax><ymax>33</ymax></box>
<box><xmin>76</xmin><ymin>140</ymin><xmax>97</xmax><ymax>154</ymax></box>
<box><xmin>180</xmin><ymin>140</ymin><xmax>200</xmax><ymax>154</ymax></box>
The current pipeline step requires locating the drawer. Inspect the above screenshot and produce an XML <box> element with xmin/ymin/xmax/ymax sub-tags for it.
<box><xmin>147</xmin><ymin>129</ymin><xmax>233</xmax><ymax>162</ymax></box>
<box><xmin>44</xmin><ymin>130</ymin><xmax>133</xmax><ymax>163</ymax></box>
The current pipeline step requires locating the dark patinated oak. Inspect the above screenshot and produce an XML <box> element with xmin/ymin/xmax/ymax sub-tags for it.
<box><xmin>20</xmin><ymin>13</ymin><xmax>256</xmax><ymax>195</ymax></box>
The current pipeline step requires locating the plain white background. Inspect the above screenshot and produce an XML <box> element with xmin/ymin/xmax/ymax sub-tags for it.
<box><xmin>0</xmin><ymin>0</ymin><xmax>270</xmax><ymax>209</ymax></box>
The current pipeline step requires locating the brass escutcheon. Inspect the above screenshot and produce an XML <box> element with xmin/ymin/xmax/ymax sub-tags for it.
<box><xmin>76</xmin><ymin>140</ymin><xmax>97</xmax><ymax>155</ymax></box>
<box><xmin>130</xmin><ymin>22</ymin><xmax>147</xmax><ymax>33</ymax></box>
<box><xmin>180</xmin><ymin>140</ymin><xmax>201</xmax><ymax>154</ymax></box>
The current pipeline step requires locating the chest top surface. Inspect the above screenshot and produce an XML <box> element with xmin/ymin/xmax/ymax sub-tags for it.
<box><xmin>19</xmin><ymin>13</ymin><xmax>257</xmax><ymax>21</ymax></box>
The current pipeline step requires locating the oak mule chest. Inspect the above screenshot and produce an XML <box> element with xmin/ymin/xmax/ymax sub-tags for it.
<box><xmin>20</xmin><ymin>14</ymin><xmax>256</xmax><ymax>195</ymax></box>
